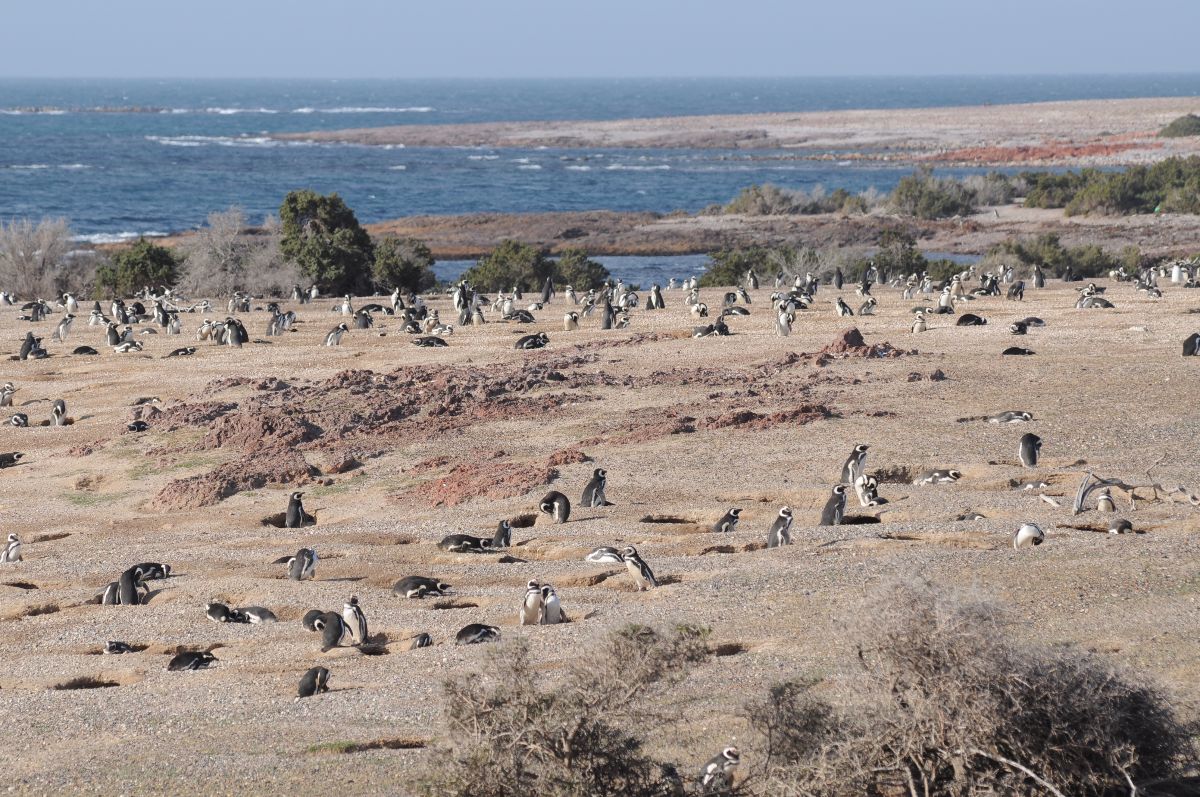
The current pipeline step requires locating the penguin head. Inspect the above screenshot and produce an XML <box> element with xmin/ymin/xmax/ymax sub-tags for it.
<box><xmin>948</xmin><ymin>470</ymin><xmax>962</xmax><ymax>480</ymax></box>
<box><xmin>594</xmin><ymin>468</ymin><xmax>606</xmax><ymax>480</ymax></box>
<box><xmin>729</xmin><ymin>508</ymin><xmax>741</xmax><ymax>518</ymax></box>
<box><xmin>7</xmin><ymin>533</ymin><xmax>17</xmax><ymax>543</ymax></box>
<box><xmin>291</xmin><ymin>491</ymin><xmax>303</xmax><ymax>501</ymax></box>
<box><xmin>436</xmin><ymin>581</ymin><xmax>452</xmax><ymax>592</ymax></box>
<box><xmin>722</xmin><ymin>747</ymin><xmax>741</xmax><ymax>765</ymax></box>
<box><xmin>855</xmin><ymin>444</ymin><xmax>869</xmax><ymax>455</ymax></box>
<box><xmin>832</xmin><ymin>485</ymin><xmax>847</xmax><ymax>496</ymax></box>
<box><xmin>779</xmin><ymin>506</ymin><xmax>792</xmax><ymax>519</ymax></box>
<box><xmin>526</xmin><ymin>580</ymin><xmax>540</xmax><ymax>591</ymax></box>
<box><xmin>620</xmin><ymin>545</ymin><xmax>638</xmax><ymax>559</ymax></box>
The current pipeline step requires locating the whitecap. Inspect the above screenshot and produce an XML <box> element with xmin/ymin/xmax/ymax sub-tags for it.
<box><xmin>73</xmin><ymin>231</ymin><xmax>169</xmax><ymax>245</ymax></box>
<box><xmin>518</xmin><ymin>164</ymin><xmax>542</xmax><ymax>170</ymax></box>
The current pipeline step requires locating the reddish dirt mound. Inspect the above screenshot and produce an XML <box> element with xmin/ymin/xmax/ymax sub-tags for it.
<box><xmin>403</xmin><ymin>451</ymin><xmax>560</xmax><ymax>508</ymax></box>
<box><xmin>700</xmin><ymin>403</ymin><xmax>836</xmax><ymax>431</ymax></box>
<box><xmin>546</xmin><ymin>448</ymin><xmax>592</xmax><ymax>467</ymax></box>
<box><xmin>154</xmin><ymin>449</ymin><xmax>316</xmax><ymax>510</ymax></box>
<box><xmin>580</xmin><ymin>408</ymin><xmax>697</xmax><ymax>447</ymax></box>
<box><xmin>814</xmin><ymin>327</ymin><xmax>914</xmax><ymax>363</ymax></box>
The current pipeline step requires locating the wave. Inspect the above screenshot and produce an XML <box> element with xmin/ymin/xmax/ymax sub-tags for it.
<box><xmin>517</xmin><ymin>164</ymin><xmax>542</xmax><ymax>170</ymax></box>
<box><xmin>467</xmin><ymin>154</ymin><xmax>499</xmax><ymax>160</ymax></box>
<box><xmin>388</xmin><ymin>165</ymin><xmax>407</xmax><ymax>170</ymax></box>
<box><xmin>565</xmin><ymin>165</ymin><xmax>593</xmax><ymax>171</ymax></box>
<box><xmin>605</xmin><ymin>164</ymin><xmax>671</xmax><ymax>171</ymax></box>
<box><xmin>73</xmin><ymin>231</ymin><xmax>169</xmax><ymax>245</ymax></box>
<box><xmin>144</xmin><ymin>134</ymin><xmax>290</xmax><ymax>148</ymax></box>
<box><xmin>204</xmin><ymin>107</ymin><xmax>279</xmax><ymax>115</ymax></box>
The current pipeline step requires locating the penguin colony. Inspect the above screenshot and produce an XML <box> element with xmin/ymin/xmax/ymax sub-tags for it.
<box><xmin>0</xmin><ymin>258</ymin><xmax>1192</xmax><ymax>790</ymax></box>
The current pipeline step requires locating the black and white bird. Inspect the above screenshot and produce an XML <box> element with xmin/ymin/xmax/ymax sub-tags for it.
<box><xmin>700</xmin><ymin>747</ymin><xmax>741</xmax><ymax>793</ymax></box>
<box><xmin>456</xmin><ymin>624</ymin><xmax>501</xmax><ymax>645</ymax></box>
<box><xmin>285</xmin><ymin>491</ymin><xmax>309</xmax><ymax>528</ymax></box>
<box><xmin>621</xmin><ymin>546</ymin><xmax>658</xmax><ymax>591</ymax></box>
<box><xmin>392</xmin><ymin>576</ymin><xmax>451</xmax><ymax>599</ymax></box>
<box><xmin>103</xmin><ymin>641</ymin><xmax>137</xmax><ymax>655</ymax></box>
<box><xmin>1013</xmin><ymin>522</ymin><xmax>1045</xmax><ymax>549</ymax></box>
<box><xmin>539</xmin><ymin>584</ymin><xmax>565</xmax><ymax>624</ymax></box>
<box><xmin>342</xmin><ymin>596</ymin><xmax>369</xmax><ymax>644</ymax></box>
<box><xmin>239</xmin><ymin>606</ymin><xmax>278</xmax><ymax>623</ymax></box>
<box><xmin>766</xmin><ymin>506</ymin><xmax>793</xmax><ymax>547</ymax></box>
<box><xmin>324</xmin><ymin>323</ymin><xmax>349</xmax><ymax>346</ymax></box>
<box><xmin>167</xmin><ymin>651</ymin><xmax>217</xmax><ymax>671</ymax></box>
<box><xmin>539</xmin><ymin>491</ymin><xmax>571</xmax><ymax>523</ymax></box>
<box><xmin>1</xmin><ymin>533</ymin><xmax>22</xmax><ymax>563</ymax></box>
<box><xmin>206</xmin><ymin>602</ymin><xmax>240</xmax><ymax>623</ymax></box>
<box><xmin>712</xmin><ymin>508</ymin><xmax>741</xmax><ymax>533</ymax></box>
<box><xmin>584</xmin><ymin>546</ymin><xmax>624</xmax><ymax>564</ymax></box>
<box><xmin>1018</xmin><ymin>433</ymin><xmax>1042</xmax><ymax>467</ymax></box>
<box><xmin>519</xmin><ymin>580</ymin><xmax>543</xmax><ymax>626</ymax></box>
<box><xmin>913</xmin><ymin>469</ymin><xmax>961</xmax><ymax>485</ymax></box>
<box><xmin>314</xmin><ymin>612</ymin><xmax>350</xmax><ymax>651</ymax></box>
<box><xmin>50</xmin><ymin>399</ymin><xmax>66</xmax><ymax>427</ymax></box>
<box><xmin>287</xmin><ymin>547</ymin><xmax>318</xmax><ymax>581</ymax></box>
<box><xmin>818</xmin><ymin>484</ymin><xmax>848</xmax><ymax>526</ymax></box>
<box><xmin>839</xmin><ymin>443</ymin><xmax>869</xmax><ymax>483</ymax></box>
<box><xmin>437</xmin><ymin>533</ymin><xmax>493</xmax><ymax>553</ymax></box>
<box><xmin>297</xmin><ymin>666</ymin><xmax>331</xmax><ymax>699</ymax></box>
<box><xmin>581</xmin><ymin>468</ymin><xmax>612</xmax><ymax>508</ymax></box>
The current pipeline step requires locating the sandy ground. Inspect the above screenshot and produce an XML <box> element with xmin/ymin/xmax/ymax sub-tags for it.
<box><xmin>1</xmin><ymin>278</ymin><xmax>1200</xmax><ymax>794</ymax></box>
<box><xmin>274</xmin><ymin>96</ymin><xmax>1200</xmax><ymax>166</ymax></box>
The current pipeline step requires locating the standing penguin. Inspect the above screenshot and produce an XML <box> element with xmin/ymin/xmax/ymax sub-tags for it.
<box><xmin>519</xmin><ymin>580</ymin><xmax>543</xmax><ymax>626</ymax></box>
<box><xmin>0</xmin><ymin>533</ymin><xmax>21</xmax><ymax>563</ymax></box>
<box><xmin>342</xmin><ymin>596</ymin><xmax>368</xmax><ymax>644</ymax></box>
<box><xmin>621</xmin><ymin>546</ymin><xmax>658</xmax><ymax>591</ymax></box>
<box><xmin>50</xmin><ymin>399</ymin><xmax>66</xmax><ymax>427</ymax></box>
<box><xmin>700</xmin><ymin>747</ymin><xmax>741</xmax><ymax>794</ymax></box>
<box><xmin>52</xmin><ymin>314</ymin><xmax>75</xmax><ymax>343</ymax></box>
<box><xmin>1096</xmin><ymin>488</ymin><xmax>1116</xmax><ymax>513</ymax></box>
<box><xmin>833</xmin><ymin>267</ymin><xmax>844</xmax><ymax>290</ymax></box>
<box><xmin>563</xmin><ymin>311</ymin><xmax>579</xmax><ymax>331</ymax></box>
<box><xmin>911</xmin><ymin>312</ymin><xmax>927</xmax><ymax>333</ymax></box>
<box><xmin>117</xmin><ymin>566</ymin><xmax>148</xmax><ymax>606</ymax></box>
<box><xmin>315</xmin><ymin>612</ymin><xmax>350</xmax><ymax>651</ymax></box>
<box><xmin>712</xmin><ymin>508</ymin><xmax>741</xmax><ymax>533</ymax></box>
<box><xmin>819</xmin><ymin>485</ymin><xmax>848</xmax><ymax>526</ymax></box>
<box><xmin>834</xmin><ymin>297</ymin><xmax>854</xmax><ymax>317</ymax></box>
<box><xmin>539</xmin><ymin>491</ymin><xmax>571</xmax><ymax>523</ymax></box>
<box><xmin>287</xmin><ymin>548</ymin><xmax>318</xmax><ymax>581</ymax></box>
<box><xmin>766</xmin><ymin>506</ymin><xmax>794</xmax><ymax>548</ymax></box>
<box><xmin>1018</xmin><ymin>433</ymin><xmax>1041</xmax><ymax>468</ymax></box>
<box><xmin>492</xmin><ymin>519</ymin><xmax>512</xmax><ymax>549</ymax></box>
<box><xmin>839</xmin><ymin>443</ymin><xmax>869</xmax><ymax>483</ymax></box>
<box><xmin>325</xmin><ymin>323</ymin><xmax>348</xmax><ymax>346</ymax></box>
<box><xmin>285</xmin><ymin>491</ymin><xmax>308</xmax><ymax>528</ymax></box>
<box><xmin>297</xmin><ymin>667</ymin><xmax>330</xmax><ymax>699</ymax></box>
<box><xmin>539</xmin><ymin>584</ymin><xmax>565</xmax><ymax>624</ymax></box>
<box><xmin>580</xmin><ymin>468</ymin><xmax>611</xmax><ymax>508</ymax></box>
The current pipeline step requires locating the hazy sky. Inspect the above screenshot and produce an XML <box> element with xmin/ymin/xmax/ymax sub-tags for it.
<box><xmin>4</xmin><ymin>0</ymin><xmax>1198</xmax><ymax>79</ymax></box>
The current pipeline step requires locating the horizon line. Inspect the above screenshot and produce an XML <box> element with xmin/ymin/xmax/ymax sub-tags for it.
<box><xmin>3</xmin><ymin>71</ymin><xmax>1200</xmax><ymax>82</ymax></box>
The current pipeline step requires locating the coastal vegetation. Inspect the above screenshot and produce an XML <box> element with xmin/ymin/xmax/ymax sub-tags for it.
<box><xmin>94</xmin><ymin>238</ymin><xmax>179</xmax><ymax>297</ymax></box>
<box><xmin>279</xmin><ymin>190</ymin><xmax>375</xmax><ymax>295</ymax></box>
<box><xmin>462</xmin><ymin>239</ymin><xmax>611</xmax><ymax>292</ymax></box>
<box><xmin>371</xmin><ymin>235</ymin><xmax>437</xmax><ymax>293</ymax></box>
<box><xmin>982</xmin><ymin>233</ymin><xmax>1140</xmax><ymax>279</ymax></box>
<box><xmin>1159</xmin><ymin>114</ymin><xmax>1200</xmax><ymax>138</ymax></box>
<box><xmin>419</xmin><ymin>581</ymin><xmax>1193</xmax><ymax>796</ymax></box>
<box><xmin>177</xmin><ymin>208</ymin><xmax>299</xmax><ymax>297</ymax></box>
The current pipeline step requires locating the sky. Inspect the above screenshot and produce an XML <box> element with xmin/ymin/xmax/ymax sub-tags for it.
<box><xmin>2</xmin><ymin>0</ymin><xmax>1198</xmax><ymax>79</ymax></box>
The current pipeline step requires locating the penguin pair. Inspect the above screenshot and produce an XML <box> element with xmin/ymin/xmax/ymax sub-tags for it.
<box><xmin>438</xmin><ymin>520</ymin><xmax>512</xmax><ymax>553</ymax></box>
<box><xmin>519</xmin><ymin>580</ymin><xmax>566</xmax><ymax>625</ymax></box>
<box><xmin>286</xmin><ymin>548</ymin><xmax>318</xmax><ymax>580</ymax></box>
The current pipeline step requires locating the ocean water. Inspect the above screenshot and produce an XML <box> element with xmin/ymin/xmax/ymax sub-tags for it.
<box><xmin>2</xmin><ymin>76</ymin><xmax>1198</xmax><ymax>249</ymax></box>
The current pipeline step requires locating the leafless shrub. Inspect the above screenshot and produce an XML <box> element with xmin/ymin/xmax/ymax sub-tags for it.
<box><xmin>178</xmin><ymin>209</ymin><xmax>300</xmax><ymax>297</ymax></box>
<box><xmin>0</xmin><ymin>216</ymin><xmax>90</xmax><ymax>298</ymax></box>
<box><xmin>421</xmin><ymin>624</ymin><xmax>718</xmax><ymax>797</ymax></box>
<box><xmin>750</xmin><ymin>579</ymin><xmax>1195</xmax><ymax>796</ymax></box>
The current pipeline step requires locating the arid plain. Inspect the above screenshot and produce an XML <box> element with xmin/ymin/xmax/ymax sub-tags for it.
<box><xmin>1</xmin><ymin>278</ymin><xmax>1199</xmax><ymax>794</ymax></box>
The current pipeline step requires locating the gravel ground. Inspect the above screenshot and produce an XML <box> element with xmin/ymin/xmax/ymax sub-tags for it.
<box><xmin>0</xmin><ymin>277</ymin><xmax>1198</xmax><ymax>794</ymax></box>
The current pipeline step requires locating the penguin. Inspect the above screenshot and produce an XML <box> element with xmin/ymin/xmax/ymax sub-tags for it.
<box><xmin>456</xmin><ymin>624</ymin><xmax>501</xmax><ymax>645</ymax></box>
<box><xmin>1007</xmin><ymin>281</ymin><xmax>1025</xmax><ymax>301</ymax></box>
<box><xmin>581</xmin><ymin>468</ymin><xmax>611</xmax><ymax>508</ymax></box>
<box><xmin>492</xmin><ymin>520</ymin><xmax>512</xmax><ymax>549</ymax></box>
<box><xmin>539</xmin><ymin>491</ymin><xmax>571</xmax><ymax>523</ymax></box>
<box><xmin>301</xmin><ymin>609</ymin><xmax>326</xmax><ymax>631</ymax></box>
<box><xmin>858</xmin><ymin>297</ymin><xmax>877</xmax><ymax>316</ymax></box>
<box><xmin>1002</xmin><ymin>346</ymin><xmax>1035</xmax><ymax>356</ymax></box>
<box><xmin>818</xmin><ymin>485</ymin><xmax>848</xmax><ymax>526</ymax></box>
<box><xmin>853</xmin><ymin>474</ymin><xmax>886</xmax><ymax>507</ymax></box>
<box><xmin>413</xmin><ymin>336</ymin><xmax>448</xmax><ymax>347</ymax></box>
<box><xmin>0</xmin><ymin>452</ymin><xmax>21</xmax><ymax>469</ymax></box>
<box><xmin>621</xmin><ymin>546</ymin><xmax>658</xmax><ymax>591</ymax></box>
<box><xmin>392</xmin><ymin>576</ymin><xmax>452</xmax><ymax>599</ymax></box>
<box><xmin>315</xmin><ymin>612</ymin><xmax>350</xmax><ymax>651</ymax></box>
<box><xmin>1109</xmin><ymin>518</ymin><xmax>1134</xmax><ymax>535</ymax></box>
<box><xmin>584</xmin><ymin>546</ymin><xmax>624</xmax><ymax>564</ymax></box>
<box><xmin>52</xmin><ymin>314</ymin><xmax>74</xmax><ymax>343</ymax></box>
<box><xmin>712</xmin><ymin>508</ymin><xmax>741</xmax><ymax>533</ymax></box>
<box><xmin>1010</xmin><ymin>321</ymin><xmax>1028</xmax><ymax>335</ymax></box>
<box><xmin>833</xmin><ymin>267</ymin><xmax>844</xmax><ymax>290</ymax></box>
<box><xmin>287</xmin><ymin>548</ymin><xmax>318</xmax><ymax>581</ymax></box>
<box><xmin>1184</xmin><ymin>333</ymin><xmax>1200</xmax><ymax>357</ymax></box>
<box><xmin>834</xmin><ymin>297</ymin><xmax>854</xmax><ymax>317</ymax></box>
<box><xmin>0</xmin><ymin>383</ymin><xmax>14</xmax><ymax>406</ymax></box>
<box><xmin>206</xmin><ymin>602</ymin><xmax>237</xmax><ymax>623</ymax></box>
<box><xmin>700</xmin><ymin>747</ymin><xmax>741</xmax><ymax>794</ymax></box>
<box><xmin>766</xmin><ymin>506</ymin><xmax>793</xmax><ymax>548</ymax></box>
<box><xmin>1096</xmin><ymin>488</ymin><xmax>1116</xmax><ymax>513</ymax></box>
<box><xmin>563</xmin><ymin>311</ymin><xmax>579</xmax><ymax>331</ymax></box>
<box><xmin>113</xmin><ymin>341</ymin><xmax>143</xmax><ymax>353</ymax></box>
<box><xmin>118</xmin><ymin>566</ymin><xmax>148</xmax><ymax>606</ymax></box>
<box><xmin>539</xmin><ymin>584</ymin><xmax>565</xmax><ymax>624</ymax></box>
<box><xmin>1</xmin><ymin>533</ymin><xmax>22</xmax><ymax>563</ymax></box>
<box><xmin>325</xmin><ymin>323</ymin><xmax>348</xmax><ymax>346</ymax></box>
<box><xmin>1018</xmin><ymin>433</ymin><xmax>1041</xmax><ymax>468</ymax></box>
<box><xmin>10</xmin><ymin>413</ymin><xmax>29</xmax><ymax>428</ymax></box>
<box><xmin>50</xmin><ymin>399</ymin><xmax>66</xmax><ymax>427</ymax></box>
<box><xmin>239</xmin><ymin>606</ymin><xmax>277</xmax><ymax>623</ymax></box>
<box><xmin>297</xmin><ymin>666</ymin><xmax>331</xmax><ymax>699</ymax></box>
<box><xmin>775</xmin><ymin>309</ymin><xmax>793</xmax><ymax>336</ymax></box>
<box><xmin>409</xmin><ymin>633</ymin><xmax>433</xmax><ymax>649</ymax></box>
<box><xmin>1013</xmin><ymin>522</ymin><xmax>1045</xmax><ymax>549</ymax></box>
<box><xmin>839</xmin><ymin>443</ymin><xmax>869</xmax><ymax>483</ymax></box>
<box><xmin>519</xmin><ymin>580</ymin><xmax>543</xmax><ymax>626</ymax></box>
<box><xmin>285</xmin><ymin>491</ymin><xmax>308</xmax><ymax>528</ymax></box>
<box><xmin>913</xmin><ymin>469</ymin><xmax>961</xmax><ymax>485</ymax></box>
<box><xmin>103</xmin><ymin>641</ymin><xmax>136</xmax><ymax>655</ymax></box>
<box><xmin>342</xmin><ymin>596</ymin><xmax>368</xmax><ymax>644</ymax></box>
<box><xmin>956</xmin><ymin>313</ymin><xmax>987</xmax><ymax>326</ymax></box>
<box><xmin>164</xmin><ymin>346</ymin><xmax>196</xmax><ymax>357</ymax></box>
<box><xmin>514</xmin><ymin>332</ymin><xmax>549</xmax><ymax>350</ymax></box>
<box><xmin>437</xmin><ymin>533</ymin><xmax>493</xmax><ymax>553</ymax></box>
<box><xmin>911</xmin><ymin>312</ymin><xmax>927</xmax><ymax>333</ymax></box>
<box><xmin>987</xmin><ymin>411</ymin><xmax>1033</xmax><ymax>424</ymax></box>
<box><xmin>100</xmin><ymin>581</ymin><xmax>121</xmax><ymax>605</ymax></box>
<box><xmin>127</xmin><ymin>420</ymin><xmax>149</xmax><ymax>432</ymax></box>
<box><xmin>167</xmin><ymin>651</ymin><xmax>217</xmax><ymax>671</ymax></box>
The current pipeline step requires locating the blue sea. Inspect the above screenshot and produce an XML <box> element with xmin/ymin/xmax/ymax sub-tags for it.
<box><xmin>1</xmin><ymin>76</ymin><xmax>1198</xmax><ymax>271</ymax></box>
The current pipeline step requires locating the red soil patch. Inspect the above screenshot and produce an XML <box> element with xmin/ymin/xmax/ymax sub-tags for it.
<box><xmin>403</xmin><ymin>451</ymin><xmax>560</xmax><ymax>508</ymax></box>
<box><xmin>700</xmin><ymin>403</ymin><xmax>836</xmax><ymax>431</ymax></box>
<box><xmin>154</xmin><ymin>449</ymin><xmax>316</xmax><ymax>511</ymax></box>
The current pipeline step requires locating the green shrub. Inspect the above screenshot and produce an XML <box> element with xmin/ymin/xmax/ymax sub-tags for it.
<box><xmin>1159</xmin><ymin>114</ymin><xmax>1200</xmax><ymax>138</ymax></box>
<box><xmin>372</xmin><ymin>235</ymin><xmax>436</xmax><ymax>293</ymax></box>
<box><xmin>462</xmin><ymin>240</ymin><xmax>552</xmax><ymax>292</ymax></box>
<box><xmin>1023</xmin><ymin>156</ymin><xmax>1200</xmax><ymax>216</ymax></box>
<box><xmin>552</xmin><ymin>248</ymin><xmax>610</xmax><ymax>291</ymax></box>
<box><xmin>95</xmin><ymin>238</ymin><xmax>179</xmax><ymax>298</ymax></box>
<box><xmin>890</xmin><ymin>167</ymin><xmax>978</xmax><ymax>219</ymax></box>
<box><xmin>279</xmin><ymin>190</ymin><xmax>374</xmax><ymax>295</ymax></box>
<box><xmin>985</xmin><ymin>233</ymin><xmax>1136</xmax><ymax>278</ymax></box>
<box><xmin>699</xmin><ymin>246</ymin><xmax>793</xmax><ymax>287</ymax></box>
